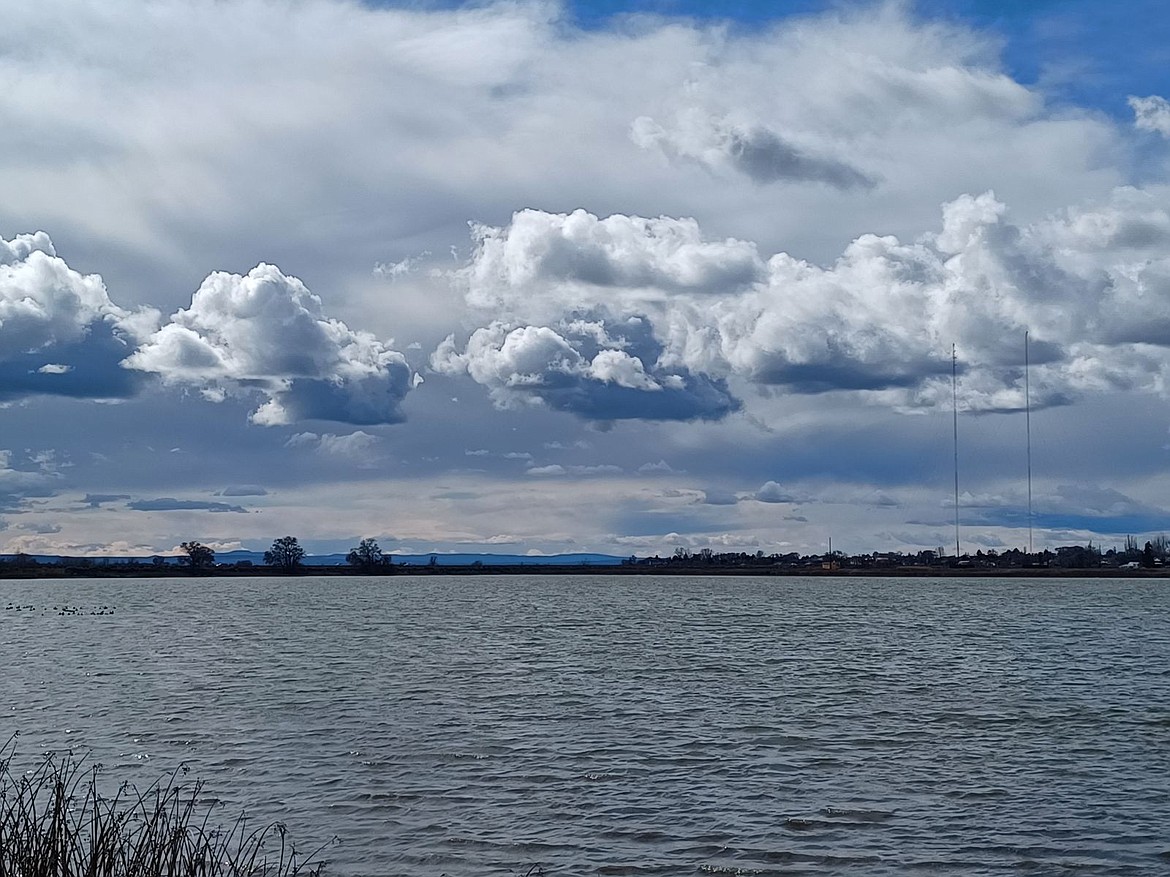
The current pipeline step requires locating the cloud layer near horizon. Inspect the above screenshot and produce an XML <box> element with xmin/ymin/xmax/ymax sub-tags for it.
<box><xmin>18</xmin><ymin>181</ymin><xmax>1170</xmax><ymax>428</ymax></box>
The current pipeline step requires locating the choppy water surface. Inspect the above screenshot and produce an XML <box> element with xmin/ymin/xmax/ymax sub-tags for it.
<box><xmin>3</xmin><ymin>575</ymin><xmax>1170</xmax><ymax>875</ymax></box>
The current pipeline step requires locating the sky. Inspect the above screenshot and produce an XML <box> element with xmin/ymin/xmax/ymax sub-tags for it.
<box><xmin>5</xmin><ymin>0</ymin><xmax>1170</xmax><ymax>559</ymax></box>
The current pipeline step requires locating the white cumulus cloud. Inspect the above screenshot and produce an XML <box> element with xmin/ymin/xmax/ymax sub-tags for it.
<box><xmin>1129</xmin><ymin>95</ymin><xmax>1170</xmax><ymax>138</ymax></box>
<box><xmin>0</xmin><ymin>231</ymin><xmax>157</xmax><ymax>401</ymax></box>
<box><xmin>126</xmin><ymin>263</ymin><xmax>413</xmax><ymax>425</ymax></box>
<box><xmin>459</xmin><ymin>209</ymin><xmax>764</xmax><ymax>318</ymax></box>
<box><xmin>438</xmin><ymin>186</ymin><xmax>1170</xmax><ymax>419</ymax></box>
<box><xmin>755</xmin><ymin>481</ymin><xmax>797</xmax><ymax>504</ymax></box>
<box><xmin>433</xmin><ymin>318</ymin><xmax>738</xmax><ymax>422</ymax></box>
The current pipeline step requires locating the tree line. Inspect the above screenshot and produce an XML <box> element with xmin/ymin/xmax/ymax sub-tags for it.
<box><xmin>178</xmin><ymin>536</ymin><xmax>390</xmax><ymax>573</ymax></box>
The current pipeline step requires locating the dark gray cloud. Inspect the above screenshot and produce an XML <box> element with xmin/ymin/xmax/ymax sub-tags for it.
<box><xmin>972</xmin><ymin>508</ymin><xmax>1170</xmax><ymax>536</ymax></box>
<box><xmin>538</xmin><ymin>372</ymin><xmax>739</xmax><ymax>422</ymax></box>
<box><xmin>82</xmin><ymin>493</ymin><xmax>131</xmax><ymax>508</ymax></box>
<box><xmin>701</xmin><ymin>489</ymin><xmax>739</xmax><ymax>506</ymax></box>
<box><xmin>726</xmin><ymin>127</ymin><xmax>876</xmax><ymax>189</ymax></box>
<box><xmin>0</xmin><ymin>451</ymin><xmax>58</xmax><ymax>510</ymax></box>
<box><xmin>632</xmin><ymin>115</ymin><xmax>875</xmax><ymax>190</ymax></box>
<box><xmin>127</xmin><ymin>498</ymin><xmax>248</xmax><ymax>513</ymax></box>
<box><xmin>216</xmin><ymin>485</ymin><xmax>268</xmax><ymax>497</ymax></box>
<box><xmin>0</xmin><ymin>323</ymin><xmax>147</xmax><ymax>402</ymax></box>
<box><xmin>272</xmin><ymin>375</ymin><xmax>411</xmax><ymax>426</ymax></box>
<box><xmin>435</xmin><ymin>314</ymin><xmax>740</xmax><ymax>422</ymax></box>
<box><xmin>753</xmin><ymin>353</ymin><xmax>952</xmax><ymax>394</ymax></box>
<box><xmin>0</xmin><ymin>490</ymin><xmax>56</xmax><ymax>510</ymax></box>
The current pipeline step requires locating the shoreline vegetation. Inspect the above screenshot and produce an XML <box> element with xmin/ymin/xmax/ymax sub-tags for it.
<box><xmin>0</xmin><ymin>736</ymin><xmax>329</xmax><ymax>876</ymax></box>
<box><xmin>4</xmin><ymin>535</ymin><xmax>1170</xmax><ymax>579</ymax></box>
<box><xmin>2</xmin><ymin>562</ymin><xmax>1170</xmax><ymax>580</ymax></box>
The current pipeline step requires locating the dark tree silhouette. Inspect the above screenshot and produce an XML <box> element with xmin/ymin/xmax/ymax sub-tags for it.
<box><xmin>347</xmin><ymin>538</ymin><xmax>386</xmax><ymax>572</ymax></box>
<box><xmin>180</xmin><ymin>541</ymin><xmax>215</xmax><ymax>571</ymax></box>
<box><xmin>264</xmin><ymin>536</ymin><xmax>304</xmax><ymax>572</ymax></box>
<box><xmin>1143</xmin><ymin>541</ymin><xmax>1157</xmax><ymax>568</ymax></box>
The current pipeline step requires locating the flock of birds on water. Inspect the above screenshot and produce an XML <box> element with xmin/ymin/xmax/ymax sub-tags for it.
<box><xmin>3</xmin><ymin>604</ymin><xmax>115</xmax><ymax>615</ymax></box>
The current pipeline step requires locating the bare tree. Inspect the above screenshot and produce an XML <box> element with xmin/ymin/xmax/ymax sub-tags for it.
<box><xmin>347</xmin><ymin>538</ymin><xmax>386</xmax><ymax>572</ymax></box>
<box><xmin>180</xmin><ymin>541</ymin><xmax>215</xmax><ymax>572</ymax></box>
<box><xmin>264</xmin><ymin>536</ymin><xmax>304</xmax><ymax>572</ymax></box>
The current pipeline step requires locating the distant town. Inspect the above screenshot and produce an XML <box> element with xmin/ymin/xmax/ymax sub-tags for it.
<box><xmin>1</xmin><ymin>536</ymin><xmax>1168</xmax><ymax>577</ymax></box>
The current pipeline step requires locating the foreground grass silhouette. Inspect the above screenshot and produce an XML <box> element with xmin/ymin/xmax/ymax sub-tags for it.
<box><xmin>0</xmin><ymin>737</ymin><xmax>329</xmax><ymax>876</ymax></box>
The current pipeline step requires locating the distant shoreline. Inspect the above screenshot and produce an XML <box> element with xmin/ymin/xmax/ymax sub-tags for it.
<box><xmin>1</xmin><ymin>564</ymin><xmax>1168</xmax><ymax>579</ymax></box>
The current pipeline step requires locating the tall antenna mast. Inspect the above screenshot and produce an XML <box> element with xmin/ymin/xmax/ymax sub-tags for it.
<box><xmin>1025</xmin><ymin>331</ymin><xmax>1033</xmax><ymax>555</ymax></box>
<box><xmin>952</xmin><ymin>344</ymin><xmax>960</xmax><ymax>559</ymax></box>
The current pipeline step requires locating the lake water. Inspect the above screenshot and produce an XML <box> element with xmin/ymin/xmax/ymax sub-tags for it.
<box><xmin>2</xmin><ymin>575</ymin><xmax>1169</xmax><ymax>876</ymax></box>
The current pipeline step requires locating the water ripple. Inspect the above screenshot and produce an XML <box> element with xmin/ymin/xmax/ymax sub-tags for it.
<box><xmin>3</xmin><ymin>575</ymin><xmax>1170</xmax><ymax>875</ymax></box>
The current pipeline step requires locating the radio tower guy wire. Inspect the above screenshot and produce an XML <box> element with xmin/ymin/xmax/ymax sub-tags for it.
<box><xmin>952</xmin><ymin>343</ymin><xmax>960</xmax><ymax>559</ymax></box>
<box><xmin>1025</xmin><ymin>330</ymin><xmax>1033</xmax><ymax>555</ymax></box>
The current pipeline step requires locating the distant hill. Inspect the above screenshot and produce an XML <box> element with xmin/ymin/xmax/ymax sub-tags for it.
<box><xmin>398</xmin><ymin>552</ymin><xmax>623</xmax><ymax>566</ymax></box>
